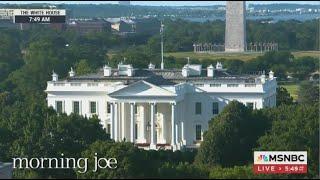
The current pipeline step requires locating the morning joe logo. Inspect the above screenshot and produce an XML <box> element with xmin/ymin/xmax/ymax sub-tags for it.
<box><xmin>254</xmin><ymin>151</ymin><xmax>307</xmax><ymax>174</ymax></box>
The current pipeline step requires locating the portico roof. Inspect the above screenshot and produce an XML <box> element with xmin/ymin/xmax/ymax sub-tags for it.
<box><xmin>108</xmin><ymin>80</ymin><xmax>177</xmax><ymax>98</ymax></box>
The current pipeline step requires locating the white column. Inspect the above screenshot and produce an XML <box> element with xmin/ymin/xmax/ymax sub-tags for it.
<box><xmin>110</xmin><ymin>103</ymin><xmax>114</xmax><ymax>140</ymax></box>
<box><xmin>114</xmin><ymin>102</ymin><xmax>118</xmax><ymax>141</ymax></box>
<box><xmin>130</xmin><ymin>102</ymin><xmax>135</xmax><ymax>143</ymax></box>
<box><xmin>181</xmin><ymin>121</ymin><xmax>185</xmax><ymax>145</ymax></box>
<box><xmin>171</xmin><ymin>103</ymin><xmax>176</xmax><ymax>149</ymax></box>
<box><xmin>175</xmin><ymin>123</ymin><xmax>179</xmax><ymax>148</ymax></box>
<box><xmin>140</xmin><ymin>103</ymin><xmax>146</xmax><ymax>143</ymax></box>
<box><xmin>121</xmin><ymin>103</ymin><xmax>125</xmax><ymax>141</ymax></box>
<box><xmin>150</xmin><ymin>103</ymin><xmax>156</xmax><ymax>149</ymax></box>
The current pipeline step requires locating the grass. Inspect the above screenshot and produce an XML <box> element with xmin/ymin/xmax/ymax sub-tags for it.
<box><xmin>280</xmin><ymin>84</ymin><xmax>299</xmax><ymax>100</ymax></box>
<box><xmin>165</xmin><ymin>51</ymin><xmax>319</xmax><ymax>62</ymax></box>
<box><xmin>291</xmin><ymin>51</ymin><xmax>320</xmax><ymax>59</ymax></box>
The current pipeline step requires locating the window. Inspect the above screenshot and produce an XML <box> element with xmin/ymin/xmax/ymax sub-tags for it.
<box><xmin>196</xmin><ymin>125</ymin><xmax>202</xmax><ymax>140</ymax></box>
<box><xmin>227</xmin><ymin>84</ymin><xmax>239</xmax><ymax>87</ymax></box>
<box><xmin>134</xmin><ymin>105</ymin><xmax>138</xmax><ymax>114</ymax></box>
<box><xmin>107</xmin><ymin>103</ymin><xmax>111</xmax><ymax>114</ymax></box>
<box><xmin>107</xmin><ymin>124</ymin><xmax>111</xmax><ymax>134</ymax></box>
<box><xmin>90</xmin><ymin>101</ymin><xmax>97</xmax><ymax>114</ymax></box>
<box><xmin>73</xmin><ymin>101</ymin><xmax>80</xmax><ymax>114</ymax></box>
<box><xmin>210</xmin><ymin>83</ymin><xmax>221</xmax><ymax>87</ymax></box>
<box><xmin>56</xmin><ymin>101</ymin><xmax>63</xmax><ymax>113</ymax></box>
<box><xmin>195</xmin><ymin>83</ymin><xmax>204</xmax><ymax>87</ymax></box>
<box><xmin>246</xmin><ymin>102</ymin><xmax>254</xmax><ymax>110</ymax></box>
<box><xmin>212</xmin><ymin>102</ymin><xmax>219</xmax><ymax>115</ymax></box>
<box><xmin>53</xmin><ymin>83</ymin><xmax>64</xmax><ymax>86</ymax></box>
<box><xmin>195</xmin><ymin>102</ymin><xmax>202</xmax><ymax>114</ymax></box>
<box><xmin>155</xmin><ymin>104</ymin><xmax>158</xmax><ymax>114</ymax></box>
<box><xmin>135</xmin><ymin>124</ymin><xmax>138</xmax><ymax>139</ymax></box>
<box><xmin>245</xmin><ymin>79</ymin><xmax>255</xmax><ymax>83</ymax></box>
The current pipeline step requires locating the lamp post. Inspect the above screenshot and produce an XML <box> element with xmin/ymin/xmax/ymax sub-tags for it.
<box><xmin>160</xmin><ymin>21</ymin><xmax>164</xmax><ymax>70</ymax></box>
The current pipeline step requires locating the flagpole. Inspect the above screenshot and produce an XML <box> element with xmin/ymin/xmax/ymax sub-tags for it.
<box><xmin>160</xmin><ymin>21</ymin><xmax>164</xmax><ymax>70</ymax></box>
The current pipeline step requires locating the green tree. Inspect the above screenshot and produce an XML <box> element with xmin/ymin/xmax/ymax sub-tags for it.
<box><xmin>76</xmin><ymin>141</ymin><xmax>141</xmax><ymax>179</ymax></box>
<box><xmin>276</xmin><ymin>87</ymin><xmax>294</xmax><ymax>106</ymax></box>
<box><xmin>195</xmin><ymin>101</ymin><xmax>269</xmax><ymax>167</ymax></box>
<box><xmin>0</xmin><ymin>101</ymin><xmax>109</xmax><ymax>178</ymax></box>
<box><xmin>75</xmin><ymin>59</ymin><xmax>94</xmax><ymax>75</ymax></box>
<box><xmin>298</xmin><ymin>81</ymin><xmax>319</xmax><ymax>105</ymax></box>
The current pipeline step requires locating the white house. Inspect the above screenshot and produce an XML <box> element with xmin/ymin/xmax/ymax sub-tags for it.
<box><xmin>45</xmin><ymin>62</ymin><xmax>277</xmax><ymax>151</ymax></box>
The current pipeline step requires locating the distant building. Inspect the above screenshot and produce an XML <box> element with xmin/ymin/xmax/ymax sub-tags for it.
<box><xmin>107</xmin><ymin>18</ymin><xmax>135</xmax><ymax>33</ymax></box>
<box><xmin>107</xmin><ymin>17</ymin><xmax>160</xmax><ymax>35</ymax></box>
<box><xmin>67</xmin><ymin>19</ymin><xmax>111</xmax><ymax>34</ymax></box>
<box><xmin>134</xmin><ymin>18</ymin><xmax>161</xmax><ymax>35</ymax></box>
<box><xmin>46</xmin><ymin>62</ymin><xmax>277</xmax><ymax>151</ymax></box>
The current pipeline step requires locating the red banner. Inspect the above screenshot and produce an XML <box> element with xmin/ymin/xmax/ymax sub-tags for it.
<box><xmin>253</xmin><ymin>164</ymin><xmax>307</xmax><ymax>174</ymax></box>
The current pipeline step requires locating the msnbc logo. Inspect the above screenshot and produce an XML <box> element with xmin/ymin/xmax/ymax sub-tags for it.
<box><xmin>253</xmin><ymin>151</ymin><xmax>307</xmax><ymax>174</ymax></box>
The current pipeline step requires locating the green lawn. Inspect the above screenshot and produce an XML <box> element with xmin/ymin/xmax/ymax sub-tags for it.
<box><xmin>292</xmin><ymin>51</ymin><xmax>320</xmax><ymax>58</ymax></box>
<box><xmin>280</xmin><ymin>84</ymin><xmax>299</xmax><ymax>100</ymax></box>
<box><xmin>165</xmin><ymin>51</ymin><xmax>320</xmax><ymax>62</ymax></box>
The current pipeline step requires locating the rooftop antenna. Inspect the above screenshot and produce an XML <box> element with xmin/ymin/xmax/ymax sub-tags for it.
<box><xmin>160</xmin><ymin>21</ymin><xmax>165</xmax><ymax>70</ymax></box>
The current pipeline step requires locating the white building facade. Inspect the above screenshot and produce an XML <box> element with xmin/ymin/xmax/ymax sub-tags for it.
<box><xmin>45</xmin><ymin>62</ymin><xmax>277</xmax><ymax>151</ymax></box>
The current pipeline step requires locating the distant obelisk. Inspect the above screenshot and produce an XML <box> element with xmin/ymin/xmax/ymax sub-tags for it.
<box><xmin>225</xmin><ymin>1</ymin><xmax>246</xmax><ymax>52</ymax></box>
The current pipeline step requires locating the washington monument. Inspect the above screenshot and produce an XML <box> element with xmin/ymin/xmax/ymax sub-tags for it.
<box><xmin>225</xmin><ymin>1</ymin><xmax>246</xmax><ymax>52</ymax></box>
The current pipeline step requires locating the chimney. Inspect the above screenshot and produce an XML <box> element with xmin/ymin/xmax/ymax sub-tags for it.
<box><xmin>269</xmin><ymin>70</ymin><xmax>274</xmax><ymax>80</ymax></box>
<box><xmin>127</xmin><ymin>64</ymin><xmax>134</xmax><ymax>77</ymax></box>
<box><xmin>182</xmin><ymin>64</ymin><xmax>190</xmax><ymax>77</ymax></box>
<box><xmin>148</xmin><ymin>62</ymin><xmax>155</xmax><ymax>70</ymax></box>
<box><xmin>103</xmin><ymin>65</ymin><xmax>112</xmax><ymax>77</ymax></box>
<box><xmin>52</xmin><ymin>71</ymin><xmax>58</xmax><ymax>81</ymax></box>
<box><xmin>261</xmin><ymin>72</ymin><xmax>266</xmax><ymax>84</ymax></box>
<box><xmin>207</xmin><ymin>64</ymin><xmax>214</xmax><ymax>77</ymax></box>
<box><xmin>216</xmin><ymin>62</ymin><xmax>223</xmax><ymax>70</ymax></box>
<box><xmin>69</xmin><ymin>67</ymin><xmax>75</xmax><ymax>77</ymax></box>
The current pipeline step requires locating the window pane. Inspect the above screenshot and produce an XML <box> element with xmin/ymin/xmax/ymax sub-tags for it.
<box><xmin>90</xmin><ymin>101</ymin><xmax>96</xmax><ymax>114</ymax></box>
<box><xmin>73</xmin><ymin>101</ymin><xmax>79</xmax><ymax>114</ymax></box>
<box><xmin>56</xmin><ymin>101</ymin><xmax>63</xmax><ymax>113</ymax></box>
<box><xmin>135</xmin><ymin>124</ymin><xmax>138</xmax><ymax>139</ymax></box>
<box><xmin>107</xmin><ymin>103</ymin><xmax>111</xmax><ymax>114</ymax></box>
<box><xmin>195</xmin><ymin>102</ymin><xmax>201</xmax><ymax>114</ymax></box>
<box><xmin>135</xmin><ymin>105</ymin><xmax>138</xmax><ymax>114</ymax></box>
<box><xmin>212</xmin><ymin>102</ymin><xmax>219</xmax><ymax>114</ymax></box>
<box><xmin>196</xmin><ymin>125</ymin><xmax>201</xmax><ymax>140</ymax></box>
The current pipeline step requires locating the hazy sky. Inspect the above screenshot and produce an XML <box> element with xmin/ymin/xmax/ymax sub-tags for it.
<box><xmin>1</xmin><ymin>1</ymin><xmax>319</xmax><ymax>6</ymax></box>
